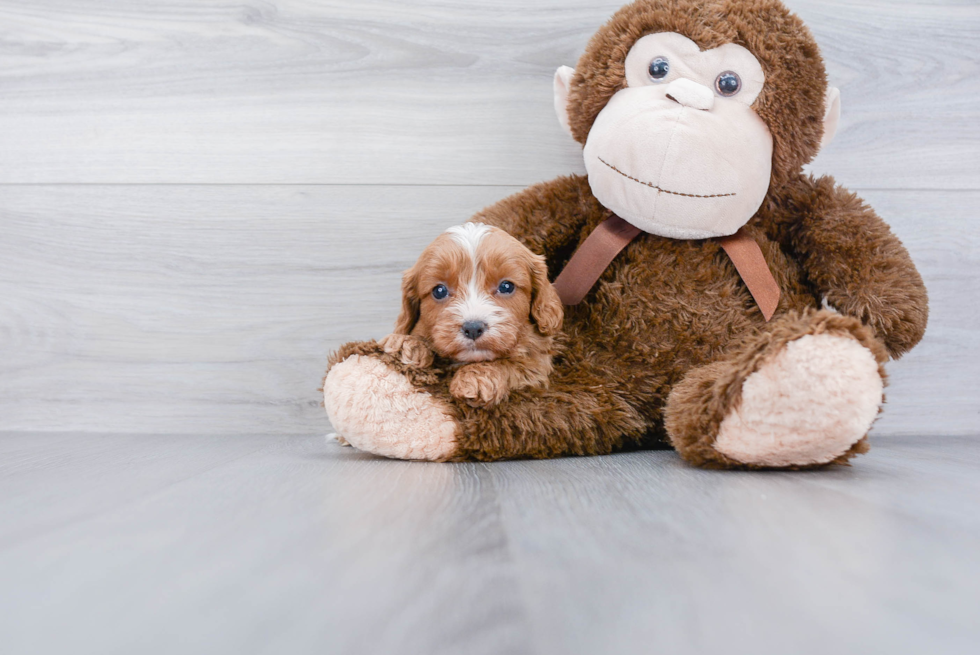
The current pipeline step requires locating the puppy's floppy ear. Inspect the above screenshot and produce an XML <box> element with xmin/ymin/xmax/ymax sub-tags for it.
<box><xmin>392</xmin><ymin>265</ymin><xmax>421</xmax><ymax>335</ymax></box>
<box><xmin>528</xmin><ymin>252</ymin><xmax>563</xmax><ymax>336</ymax></box>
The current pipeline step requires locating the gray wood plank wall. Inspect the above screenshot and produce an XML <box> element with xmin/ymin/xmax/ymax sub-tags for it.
<box><xmin>1</xmin><ymin>0</ymin><xmax>977</xmax><ymax>436</ymax></box>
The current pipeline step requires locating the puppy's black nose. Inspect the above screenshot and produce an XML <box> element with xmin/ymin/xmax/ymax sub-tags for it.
<box><xmin>462</xmin><ymin>320</ymin><xmax>488</xmax><ymax>341</ymax></box>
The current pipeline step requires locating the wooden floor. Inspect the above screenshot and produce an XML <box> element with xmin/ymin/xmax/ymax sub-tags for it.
<box><xmin>1</xmin><ymin>431</ymin><xmax>978</xmax><ymax>655</ymax></box>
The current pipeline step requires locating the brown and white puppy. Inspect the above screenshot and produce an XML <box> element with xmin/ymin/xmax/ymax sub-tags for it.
<box><xmin>379</xmin><ymin>222</ymin><xmax>563</xmax><ymax>407</ymax></box>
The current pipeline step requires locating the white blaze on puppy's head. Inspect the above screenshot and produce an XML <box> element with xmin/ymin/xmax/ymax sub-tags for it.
<box><xmin>446</xmin><ymin>222</ymin><xmax>492</xmax><ymax>260</ymax></box>
<box><xmin>392</xmin><ymin>223</ymin><xmax>563</xmax><ymax>363</ymax></box>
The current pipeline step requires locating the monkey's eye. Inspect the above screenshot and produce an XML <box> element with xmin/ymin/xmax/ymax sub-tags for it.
<box><xmin>648</xmin><ymin>57</ymin><xmax>670</xmax><ymax>81</ymax></box>
<box><xmin>432</xmin><ymin>284</ymin><xmax>449</xmax><ymax>300</ymax></box>
<box><xmin>715</xmin><ymin>71</ymin><xmax>741</xmax><ymax>96</ymax></box>
<box><xmin>497</xmin><ymin>280</ymin><xmax>516</xmax><ymax>295</ymax></box>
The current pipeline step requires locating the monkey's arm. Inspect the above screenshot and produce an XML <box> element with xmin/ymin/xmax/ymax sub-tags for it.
<box><xmin>768</xmin><ymin>175</ymin><xmax>928</xmax><ymax>358</ymax></box>
<box><xmin>471</xmin><ymin>174</ymin><xmax>602</xmax><ymax>271</ymax></box>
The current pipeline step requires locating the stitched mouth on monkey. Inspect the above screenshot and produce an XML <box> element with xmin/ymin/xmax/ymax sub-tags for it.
<box><xmin>596</xmin><ymin>156</ymin><xmax>737</xmax><ymax>200</ymax></box>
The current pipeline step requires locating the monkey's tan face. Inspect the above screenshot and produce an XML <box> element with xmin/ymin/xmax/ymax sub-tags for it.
<box><xmin>569</xmin><ymin>32</ymin><xmax>775</xmax><ymax>239</ymax></box>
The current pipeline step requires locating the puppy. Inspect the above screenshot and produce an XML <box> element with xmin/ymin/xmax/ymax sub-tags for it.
<box><xmin>379</xmin><ymin>222</ymin><xmax>563</xmax><ymax>407</ymax></box>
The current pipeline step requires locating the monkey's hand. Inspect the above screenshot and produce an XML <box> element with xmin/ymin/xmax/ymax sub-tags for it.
<box><xmin>450</xmin><ymin>362</ymin><xmax>510</xmax><ymax>407</ymax></box>
<box><xmin>379</xmin><ymin>333</ymin><xmax>435</xmax><ymax>369</ymax></box>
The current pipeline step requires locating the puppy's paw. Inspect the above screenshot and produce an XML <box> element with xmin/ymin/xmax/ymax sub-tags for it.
<box><xmin>400</xmin><ymin>337</ymin><xmax>435</xmax><ymax>368</ymax></box>
<box><xmin>450</xmin><ymin>363</ymin><xmax>510</xmax><ymax>407</ymax></box>
<box><xmin>379</xmin><ymin>333</ymin><xmax>434</xmax><ymax>369</ymax></box>
<box><xmin>379</xmin><ymin>332</ymin><xmax>408</xmax><ymax>355</ymax></box>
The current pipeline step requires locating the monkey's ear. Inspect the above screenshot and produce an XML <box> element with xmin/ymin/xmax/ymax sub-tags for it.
<box><xmin>528</xmin><ymin>253</ymin><xmax>564</xmax><ymax>337</ymax></box>
<box><xmin>819</xmin><ymin>87</ymin><xmax>841</xmax><ymax>152</ymax></box>
<box><xmin>553</xmin><ymin>66</ymin><xmax>576</xmax><ymax>139</ymax></box>
<box><xmin>392</xmin><ymin>267</ymin><xmax>421</xmax><ymax>335</ymax></box>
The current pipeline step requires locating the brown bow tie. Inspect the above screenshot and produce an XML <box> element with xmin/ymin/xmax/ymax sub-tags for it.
<box><xmin>551</xmin><ymin>213</ymin><xmax>780</xmax><ymax>321</ymax></box>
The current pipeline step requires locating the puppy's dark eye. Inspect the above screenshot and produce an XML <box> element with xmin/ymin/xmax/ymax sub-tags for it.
<box><xmin>497</xmin><ymin>280</ymin><xmax>516</xmax><ymax>295</ymax></box>
<box><xmin>648</xmin><ymin>57</ymin><xmax>669</xmax><ymax>81</ymax></box>
<box><xmin>432</xmin><ymin>284</ymin><xmax>449</xmax><ymax>300</ymax></box>
<box><xmin>715</xmin><ymin>71</ymin><xmax>741</xmax><ymax>96</ymax></box>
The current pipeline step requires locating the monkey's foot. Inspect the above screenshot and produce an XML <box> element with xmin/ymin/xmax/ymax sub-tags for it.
<box><xmin>666</xmin><ymin>311</ymin><xmax>888</xmax><ymax>469</ymax></box>
<box><xmin>714</xmin><ymin>334</ymin><xmax>883</xmax><ymax>467</ymax></box>
<box><xmin>324</xmin><ymin>354</ymin><xmax>459</xmax><ymax>461</ymax></box>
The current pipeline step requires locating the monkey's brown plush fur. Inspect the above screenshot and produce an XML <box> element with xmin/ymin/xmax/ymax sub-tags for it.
<box><xmin>324</xmin><ymin>0</ymin><xmax>927</xmax><ymax>469</ymax></box>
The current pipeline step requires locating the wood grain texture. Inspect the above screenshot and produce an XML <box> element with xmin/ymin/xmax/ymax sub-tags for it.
<box><xmin>0</xmin><ymin>185</ymin><xmax>507</xmax><ymax>434</ymax></box>
<box><xmin>1</xmin><ymin>432</ymin><xmax>978</xmax><ymax>654</ymax></box>
<box><xmin>0</xmin><ymin>1</ymin><xmax>976</xmax><ymax>436</ymax></box>
<box><xmin>487</xmin><ymin>436</ymin><xmax>980</xmax><ymax>655</ymax></box>
<box><xmin>0</xmin><ymin>0</ymin><xmax>976</xmax><ymax>188</ymax></box>
<box><xmin>0</xmin><ymin>185</ymin><xmax>975</xmax><ymax>436</ymax></box>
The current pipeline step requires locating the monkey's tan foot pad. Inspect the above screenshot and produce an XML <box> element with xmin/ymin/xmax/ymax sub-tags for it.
<box><xmin>714</xmin><ymin>334</ymin><xmax>884</xmax><ymax>467</ymax></box>
<box><xmin>324</xmin><ymin>354</ymin><xmax>459</xmax><ymax>461</ymax></box>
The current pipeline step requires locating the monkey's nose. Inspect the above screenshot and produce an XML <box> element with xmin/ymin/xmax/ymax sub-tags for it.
<box><xmin>664</xmin><ymin>78</ymin><xmax>714</xmax><ymax>111</ymax></box>
<box><xmin>461</xmin><ymin>320</ymin><xmax>488</xmax><ymax>341</ymax></box>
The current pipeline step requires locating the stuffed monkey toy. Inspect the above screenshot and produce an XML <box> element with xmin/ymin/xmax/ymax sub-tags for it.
<box><xmin>323</xmin><ymin>0</ymin><xmax>928</xmax><ymax>469</ymax></box>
